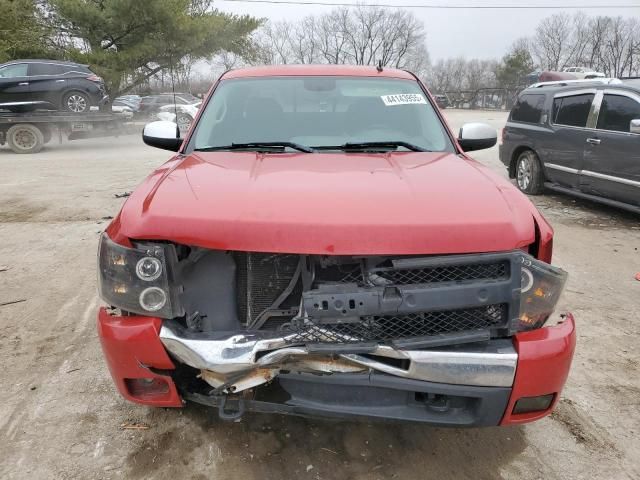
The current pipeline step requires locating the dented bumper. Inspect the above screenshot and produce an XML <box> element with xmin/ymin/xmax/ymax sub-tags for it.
<box><xmin>97</xmin><ymin>308</ymin><xmax>575</xmax><ymax>426</ymax></box>
<box><xmin>159</xmin><ymin>320</ymin><xmax>518</xmax><ymax>391</ymax></box>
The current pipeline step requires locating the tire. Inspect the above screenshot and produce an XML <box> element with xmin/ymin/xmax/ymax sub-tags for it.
<box><xmin>515</xmin><ymin>150</ymin><xmax>544</xmax><ymax>195</ymax></box>
<box><xmin>7</xmin><ymin>124</ymin><xmax>45</xmax><ymax>154</ymax></box>
<box><xmin>62</xmin><ymin>91</ymin><xmax>91</xmax><ymax>113</ymax></box>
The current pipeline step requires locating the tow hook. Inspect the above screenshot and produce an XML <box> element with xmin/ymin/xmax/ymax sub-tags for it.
<box><xmin>217</xmin><ymin>395</ymin><xmax>245</xmax><ymax>421</ymax></box>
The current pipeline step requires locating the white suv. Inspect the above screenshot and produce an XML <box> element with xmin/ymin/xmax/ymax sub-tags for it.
<box><xmin>563</xmin><ymin>67</ymin><xmax>605</xmax><ymax>79</ymax></box>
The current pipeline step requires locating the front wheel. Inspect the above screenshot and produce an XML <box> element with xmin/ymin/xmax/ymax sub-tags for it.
<box><xmin>515</xmin><ymin>150</ymin><xmax>544</xmax><ymax>195</ymax></box>
<box><xmin>62</xmin><ymin>91</ymin><xmax>91</xmax><ymax>113</ymax></box>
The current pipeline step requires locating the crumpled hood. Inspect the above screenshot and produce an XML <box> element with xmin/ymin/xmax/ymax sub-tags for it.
<box><xmin>113</xmin><ymin>151</ymin><xmax>536</xmax><ymax>254</ymax></box>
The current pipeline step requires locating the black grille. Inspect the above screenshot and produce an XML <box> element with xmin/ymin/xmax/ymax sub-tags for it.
<box><xmin>342</xmin><ymin>261</ymin><xmax>508</xmax><ymax>286</ymax></box>
<box><xmin>234</xmin><ymin>253</ymin><xmax>299</xmax><ymax>325</ymax></box>
<box><xmin>286</xmin><ymin>304</ymin><xmax>507</xmax><ymax>344</ymax></box>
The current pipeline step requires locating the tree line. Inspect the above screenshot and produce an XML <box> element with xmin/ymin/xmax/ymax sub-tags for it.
<box><xmin>429</xmin><ymin>12</ymin><xmax>639</xmax><ymax>94</ymax></box>
<box><xmin>2</xmin><ymin>2</ymin><xmax>639</xmax><ymax>97</ymax></box>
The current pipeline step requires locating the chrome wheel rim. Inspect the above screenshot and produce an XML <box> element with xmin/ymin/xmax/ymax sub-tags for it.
<box><xmin>517</xmin><ymin>154</ymin><xmax>533</xmax><ymax>190</ymax></box>
<box><xmin>14</xmin><ymin>129</ymin><xmax>36</xmax><ymax>150</ymax></box>
<box><xmin>67</xmin><ymin>94</ymin><xmax>87</xmax><ymax>112</ymax></box>
<box><xmin>177</xmin><ymin>115</ymin><xmax>191</xmax><ymax>133</ymax></box>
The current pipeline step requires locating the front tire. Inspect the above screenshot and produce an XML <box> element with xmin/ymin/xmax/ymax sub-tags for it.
<box><xmin>515</xmin><ymin>150</ymin><xmax>544</xmax><ymax>195</ymax></box>
<box><xmin>7</xmin><ymin>124</ymin><xmax>45</xmax><ymax>154</ymax></box>
<box><xmin>62</xmin><ymin>91</ymin><xmax>91</xmax><ymax>113</ymax></box>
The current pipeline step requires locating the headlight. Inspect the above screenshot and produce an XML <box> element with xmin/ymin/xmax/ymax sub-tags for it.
<box><xmin>136</xmin><ymin>257</ymin><xmax>163</xmax><ymax>281</ymax></box>
<box><xmin>98</xmin><ymin>233</ymin><xmax>182</xmax><ymax>318</ymax></box>
<box><xmin>516</xmin><ymin>254</ymin><xmax>567</xmax><ymax>331</ymax></box>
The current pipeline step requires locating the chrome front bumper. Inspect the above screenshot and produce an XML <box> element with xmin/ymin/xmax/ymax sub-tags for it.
<box><xmin>159</xmin><ymin>324</ymin><xmax>517</xmax><ymax>393</ymax></box>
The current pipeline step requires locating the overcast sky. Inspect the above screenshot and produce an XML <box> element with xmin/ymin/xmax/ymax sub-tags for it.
<box><xmin>216</xmin><ymin>0</ymin><xmax>640</xmax><ymax>61</ymax></box>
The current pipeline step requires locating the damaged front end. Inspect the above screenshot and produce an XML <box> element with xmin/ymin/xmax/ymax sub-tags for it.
<box><xmin>98</xmin><ymin>235</ymin><xmax>568</xmax><ymax>425</ymax></box>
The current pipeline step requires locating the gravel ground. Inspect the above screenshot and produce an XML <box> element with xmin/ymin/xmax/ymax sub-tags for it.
<box><xmin>0</xmin><ymin>110</ymin><xmax>638</xmax><ymax>479</ymax></box>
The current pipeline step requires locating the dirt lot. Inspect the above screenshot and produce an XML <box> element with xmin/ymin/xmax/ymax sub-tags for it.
<box><xmin>1</xmin><ymin>110</ymin><xmax>639</xmax><ymax>479</ymax></box>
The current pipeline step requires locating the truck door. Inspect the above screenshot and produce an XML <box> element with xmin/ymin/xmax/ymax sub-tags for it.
<box><xmin>581</xmin><ymin>91</ymin><xmax>640</xmax><ymax>206</ymax></box>
<box><xmin>543</xmin><ymin>91</ymin><xmax>596</xmax><ymax>189</ymax></box>
<box><xmin>0</xmin><ymin>63</ymin><xmax>31</xmax><ymax>107</ymax></box>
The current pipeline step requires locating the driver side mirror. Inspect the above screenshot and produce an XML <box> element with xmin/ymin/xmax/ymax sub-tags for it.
<box><xmin>631</xmin><ymin>119</ymin><xmax>640</xmax><ymax>134</ymax></box>
<box><xmin>458</xmin><ymin>123</ymin><xmax>497</xmax><ymax>152</ymax></box>
<box><xmin>142</xmin><ymin>121</ymin><xmax>182</xmax><ymax>152</ymax></box>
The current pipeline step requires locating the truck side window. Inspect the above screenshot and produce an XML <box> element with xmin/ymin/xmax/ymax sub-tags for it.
<box><xmin>552</xmin><ymin>94</ymin><xmax>594</xmax><ymax>127</ymax></box>
<box><xmin>596</xmin><ymin>94</ymin><xmax>640</xmax><ymax>133</ymax></box>
<box><xmin>510</xmin><ymin>94</ymin><xmax>545</xmax><ymax>123</ymax></box>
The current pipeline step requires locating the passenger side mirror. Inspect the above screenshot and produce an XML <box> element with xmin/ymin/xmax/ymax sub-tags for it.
<box><xmin>142</xmin><ymin>121</ymin><xmax>182</xmax><ymax>152</ymax></box>
<box><xmin>631</xmin><ymin>119</ymin><xmax>640</xmax><ymax>134</ymax></box>
<box><xmin>457</xmin><ymin>123</ymin><xmax>497</xmax><ymax>152</ymax></box>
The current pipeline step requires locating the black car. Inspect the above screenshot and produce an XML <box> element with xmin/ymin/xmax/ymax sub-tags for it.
<box><xmin>0</xmin><ymin>59</ymin><xmax>108</xmax><ymax>113</ymax></box>
<box><xmin>500</xmin><ymin>79</ymin><xmax>640</xmax><ymax>213</ymax></box>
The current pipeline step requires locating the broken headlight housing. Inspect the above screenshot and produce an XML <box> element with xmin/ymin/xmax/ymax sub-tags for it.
<box><xmin>516</xmin><ymin>254</ymin><xmax>567</xmax><ymax>331</ymax></box>
<box><xmin>98</xmin><ymin>233</ymin><xmax>183</xmax><ymax>318</ymax></box>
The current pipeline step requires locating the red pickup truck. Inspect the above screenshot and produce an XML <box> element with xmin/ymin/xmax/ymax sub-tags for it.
<box><xmin>97</xmin><ymin>65</ymin><xmax>575</xmax><ymax>426</ymax></box>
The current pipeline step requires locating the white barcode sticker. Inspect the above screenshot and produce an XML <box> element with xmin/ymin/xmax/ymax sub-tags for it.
<box><xmin>381</xmin><ymin>94</ymin><xmax>427</xmax><ymax>106</ymax></box>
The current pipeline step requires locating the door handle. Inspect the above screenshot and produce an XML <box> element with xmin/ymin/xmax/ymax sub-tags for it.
<box><xmin>55</xmin><ymin>79</ymin><xmax>65</xmax><ymax>83</ymax></box>
<box><xmin>18</xmin><ymin>82</ymin><xmax>29</xmax><ymax>86</ymax></box>
<box><xmin>586</xmin><ymin>138</ymin><xmax>601</xmax><ymax>145</ymax></box>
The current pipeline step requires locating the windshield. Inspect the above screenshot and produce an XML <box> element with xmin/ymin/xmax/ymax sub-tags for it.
<box><xmin>190</xmin><ymin>76</ymin><xmax>454</xmax><ymax>152</ymax></box>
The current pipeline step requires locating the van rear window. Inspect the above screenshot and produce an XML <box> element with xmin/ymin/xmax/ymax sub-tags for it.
<box><xmin>510</xmin><ymin>94</ymin><xmax>545</xmax><ymax>123</ymax></box>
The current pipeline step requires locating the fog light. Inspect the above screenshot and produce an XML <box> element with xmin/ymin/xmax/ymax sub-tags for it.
<box><xmin>125</xmin><ymin>378</ymin><xmax>170</xmax><ymax>397</ymax></box>
<box><xmin>139</xmin><ymin>287</ymin><xmax>167</xmax><ymax>312</ymax></box>
<box><xmin>136</xmin><ymin>256</ymin><xmax>162</xmax><ymax>281</ymax></box>
<box><xmin>513</xmin><ymin>394</ymin><xmax>554</xmax><ymax>414</ymax></box>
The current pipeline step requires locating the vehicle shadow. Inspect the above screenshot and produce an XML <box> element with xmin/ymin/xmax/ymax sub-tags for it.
<box><xmin>529</xmin><ymin>190</ymin><xmax>639</xmax><ymax>230</ymax></box>
<box><xmin>125</xmin><ymin>404</ymin><xmax>527</xmax><ymax>480</ymax></box>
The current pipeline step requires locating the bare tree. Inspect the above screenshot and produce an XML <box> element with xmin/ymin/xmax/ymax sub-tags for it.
<box><xmin>249</xmin><ymin>5</ymin><xmax>430</xmax><ymax>76</ymax></box>
<box><xmin>525</xmin><ymin>12</ymin><xmax>639</xmax><ymax>77</ymax></box>
<box><xmin>601</xmin><ymin>16</ymin><xmax>638</xmax><ymax>77</ymax></box>
<box><xmin>532</xmin><ymin>13</ymin><xmax>573</xmax><ymax>70</ymax></box>
<box><xmin>183</xmin><ymin>9</ymin><xmax>640</xmax><ymax>96</ymax></box>
<box><xmin>426</xmin><ymin>57</ymin><xmax>496</xmax><ymax>93</ymax></box>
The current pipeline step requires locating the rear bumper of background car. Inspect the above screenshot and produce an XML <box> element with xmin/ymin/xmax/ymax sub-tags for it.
<box><xmin>97</xmin><ymin>308</ymin><xmax>575</xmax><ymax>426</ymax></box>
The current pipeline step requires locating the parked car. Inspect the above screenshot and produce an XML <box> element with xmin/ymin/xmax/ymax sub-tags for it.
<box><xmin>97</xmin><ymin>65</ymin><xmax>574</xmax><ymax>427</ymax></box>
<box><xmin>500</xmin><ymin>79</ymin><xmax>640</xmax><ymax>213</ymax></box>
<box><xmin>137</xmin><ymin>93</ymin><xmax>200</xmax><ymax>116</ymax></box>
<box><xmin>0</xmin><ymin>59</ymin><xmax>108</xmax><ymax>113</ymax></box>
<box><xmin>114</xmin><ymin>96</ymin><xmax>140</xmax><ymax>112</ymax></box>
<box><xmin>111</xmin><ymin>99</ymin><xmax>134</xmax><ymax>116</ymax></box>
<box><xmin>562</xmin><ymin>67</ymin><xmax>606</xmax><ymax>79</ymax></box>
<box><xmin>433</xmin><ymin>94</ymin><xmax>450</xmax><ymax>109</ymax></box>
<box><xmin>156</xmin><ymin>101</ymin><xmax>201</xmax><ymax>134</ymax></box>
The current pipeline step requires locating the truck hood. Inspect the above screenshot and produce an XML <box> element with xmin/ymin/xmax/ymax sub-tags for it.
<box><xmin>113</xmin><ymin>151</ymin><xmax>536</xmax><ymax>255</ymax></box>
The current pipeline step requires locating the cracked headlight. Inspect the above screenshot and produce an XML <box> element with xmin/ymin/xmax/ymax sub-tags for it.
<box><xmin>516</xmin><ymin>254</ymin><xmax>568</xmax><ymax>331</ymax></box>
<box><xmin>98</xmin><ymin>233</ymin><xmax>182</xmax><ymax>318</ymax></box>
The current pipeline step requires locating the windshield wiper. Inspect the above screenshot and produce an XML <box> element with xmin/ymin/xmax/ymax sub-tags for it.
<box><xmin>315</xmin><ymin>141</ymin><xmax>429</xmax><ymax>152</ymax></box>
<box><xmin>195</xmin><ymin>142</ymin><xmax>314</xmax><ymax>153</ymax></box>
